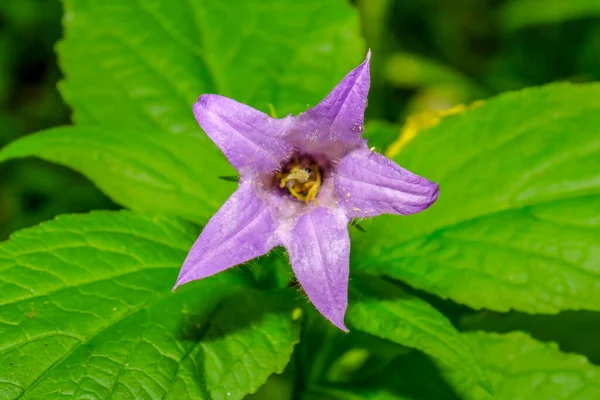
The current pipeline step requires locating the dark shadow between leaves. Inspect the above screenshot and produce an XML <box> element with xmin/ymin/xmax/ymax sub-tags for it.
<box><xmin>350</xmin><ymin>272</ymin><xmax>420</xmax><ymax>303</ymax></box>
<box><xmin>177</xmin><ymin>287</ymin><xmax>299</xmax><ymax>343</ymax></box>
<box><xmin>311</xmin><ymin>350</ymin><xmax>461</xmax><ymax>400</ymax></box>
<box><xmin>461</xmin><ymin>309</ymin><xmax>600</xmax><ymax>365</ymax></box>
<box><xmin>359</xmin><ymin>272</ymin><xmax>600</xmax><ymax>366</ymax></box>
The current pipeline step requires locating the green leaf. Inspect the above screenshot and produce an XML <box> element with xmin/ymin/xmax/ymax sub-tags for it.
<box><xmin>165</xmin><ymin>289</ymin><xmax>301</xmax><ymax>400</ymax></box>
<box><xmin>0</xmin><ymin>126</ymin><xmax>234</xmax><ymax>223</ymax></box>
<box><xmin>502</xmin><ymin>0</ymin><xmax>600</xmax><ymax>32</ymax></box>
<box><xmin>347</xmin><ymin>276</ymin><xmax>492</xmax><ymax>400</ymax></box>
<box><xmin>58</xmin><ymin>0</ymin><xmax>363</xmax><ymax>135</ymax></box>
<box><xmin>464</xmin><ymin>331</ymin><xmax>600</xmax><ymax>399</ymax></box>
<box><xmin>0</xmin><ymin>211</ymin><xmax>300</xmax><ymax>399</ymax></box>
<box><xmin>354</xmin><ymin>83</ymin><xmax>600</xmax><ymax>313</ymax></box>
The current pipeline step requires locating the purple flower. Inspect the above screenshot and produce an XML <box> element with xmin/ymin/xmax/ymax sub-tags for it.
<box><xmin>174</xmin><ymin>52</ymin><xmax>439</xmax><ymax>331</ymax></box>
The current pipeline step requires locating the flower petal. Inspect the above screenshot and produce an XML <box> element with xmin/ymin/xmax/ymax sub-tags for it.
<box><xmin>336</xmin><ymin>148</ymin><xmax>439</xmax><ymax>218</ymax></box>
<box><xmin>194</xmin><ymin>95</ymin><xmax>293</xmax><ymax>174</ymax></box>
<box><xmin>174</xmin><ymin>182</ymin><xmax>278</xmax><ymax>288</ymax></box>
<box><xmin>282</xmin><ymin>207</ymin><xmax>350</xmax><ymax>331</ymax></box>
<box><xmin>295</xmin><ymin>51</ymin><xmax>371</xmax><ymax>149</ymax></box>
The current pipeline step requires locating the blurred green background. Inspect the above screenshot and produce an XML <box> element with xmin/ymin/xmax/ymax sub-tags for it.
<box><xmin>1</xmin><ymin>0</ymin><xmax>599</xmax><ymax>239</ymax></box>
<box><xmin>0</xmin><ymin>0</ymin><xmax>118</xmax><ymax>240</ymax></box>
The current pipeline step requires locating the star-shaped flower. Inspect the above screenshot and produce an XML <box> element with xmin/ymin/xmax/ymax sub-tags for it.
<box><xmin>174</xmin><ymin>52</ymin><xmax>439</xmax><ymax>331</ymax></box>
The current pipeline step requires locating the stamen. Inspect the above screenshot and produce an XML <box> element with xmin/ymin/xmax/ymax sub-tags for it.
<box><xmin>274</xmin><ymin>156</ymin><xmax>322</xmax><ymax>204</ymax></box>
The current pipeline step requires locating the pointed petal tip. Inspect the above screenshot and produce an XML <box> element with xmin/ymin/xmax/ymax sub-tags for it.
<box><xmin>172</xmin><ymin>267</ymin><xmax>218</xmax><ymax>291</ymax></box>
<box><xmin>312</xmin><ymin>301</ymin><xmax>350</xmax><ymax>332</ymax></box>
<box><xmin>427</xmin><ymin>181</ymin><xmax>441</xmax><ymax>206</ymax></box>
<box><xmin>298</xmin><ymin>49</ymin><xmax>372</xmax><ymax>145</ymax></box>
<box><xmin>172</xmin><ymin>272</ymin><xmax>191</xmax><ymax>292</ymax></box>
<box><xmin>194</xmin><ymin>94</ymin><xmax>218</xmax><ymax>112</ymax></box>
<box><xmin>320</xmin><ymin>307</ymin><xmax>348</xmax><ymax>332</ymax></box>
<box><xmin>197</xmin><ymin>93</ymin><xmax>217</xmax><ymax>102</ymax></box>
<box><xmin>326</xmin><ymin>310</ymin><xmax>349</xmax><ymax>332</ymax></box>
<box><xmin>194</xmin><ymin>94</ymin><xmax>233</xmax><ymax>117</ymax></box>
<box><xmin>412</xmin><ymin>181</ymin><xmax>440</xmax><ymax>213</ymax></box>
<box><xmin>335</xmin><ymin>320</ymin><xmax>350</xmax><ymax>333</ymax></box>
<box><xmin>359</xmin><ymin>50</ymin><xmax>371</xmax><ymax>70</ymax></box>
<box><xmin>336</xmin><ymin>148</ymin><xmax>441</xmax><ymax>217</ymax></box>
<box><xmin>432</xmin><ymin>181</ymin><xmax>440</xmax><ymax>198</ymax></box>
<box><xmin>194</xmin><ymin>94</ymin><xmax>207</xmax><ymax>105</ymax></box>
<box><xmin>192</xmin><ymin>95</ymin><xmax>208</xmax><ymax>117</ymax></box>
<box><xmin>284</xmin><ymin>207</ymin><xmax>351</xmax><ymax>333</ymax></box>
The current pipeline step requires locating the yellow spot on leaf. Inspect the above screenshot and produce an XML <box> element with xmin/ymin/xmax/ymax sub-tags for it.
<box><xmin>386</xmin><ymin>100</ymin><xmax>484</xmax><ymax>158</ymax></box>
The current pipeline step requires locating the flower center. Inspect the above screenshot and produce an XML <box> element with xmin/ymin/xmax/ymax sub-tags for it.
<box><xmin>274</xmin><ymin>156</ymin><xmax>322</xmax><ymax>204</ymax></box>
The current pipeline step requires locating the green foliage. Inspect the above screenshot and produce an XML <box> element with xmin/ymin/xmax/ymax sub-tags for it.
<box><xmin>0</xmin><ymin>126</ymin><xmax>234</xmax><ymax>223</ymax></box>
<box><xmin>348</xmin><ymin>276</ymin><xmax>492</xmax><ymax>400</ymax></box>
<box><xmin>502</xmin><ymin>0</ymin><xmax>600</xmax><ymax>31</ymax></box>
<box><xmin>58</xmin><ymin>0</ymin><xmax>363</xmax><ymax>134</ymax></box>
<box><xmin>0</xmin><ymin>0</ymin><xmax>367</xmax><ymax>396</ymax></box>
<box><xmin>0</xmin><ymin>211</ymin><xmax>300</xmax><ymax>399</ymax></box>
<box><xmin>464</xmin><ymin>332</ymin><xmax>600</xmax><ymax>399</ymax></box>
<box><xmin>354</xmin><ymin>83</ymin><xmax>600</xmax><ymax>313</ymax></box>
<box><xmin>2</xmin><ymin>0</ymin><xmax>600</xmax><ymax>399</ymax></box>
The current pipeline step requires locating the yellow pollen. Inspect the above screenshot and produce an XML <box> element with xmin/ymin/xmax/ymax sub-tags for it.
<box><xmin>275</xmin><ymin>159</ymin><xmax>322</xmax><ymax>204</ymax></box>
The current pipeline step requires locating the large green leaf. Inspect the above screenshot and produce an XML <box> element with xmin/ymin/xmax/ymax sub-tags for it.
<box><xmin>0</xmin><ymin>211</ymin><xmax>300</xmax><ymax>399</ymax></box>
<box><xmin>464</xmin><ymin>331</ymin><xmax>600</xmax><ymax>400</ymax></box>
<box><xmin>0</xmin><ymin>126</ymin><xmax>234</xmax><ymax>223</ymax></box>
<box><xmin>354</xmin><ymin>83</ymin><xmax>600</xmax><ymax>313</ymax></box>
<box><xmin>58</xmin><ymin>0</ymin><xmax>363</xmax><ymax>135</ymax></box>
<box><xmin>502</xmin><ymin>0</ymin><xmax>600</xmax><ymax>32</ymax></box>
<box><xmin>347</xmin><ymin>276</ymin><xmax>492</xmax><ymax>400</ymax></box>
